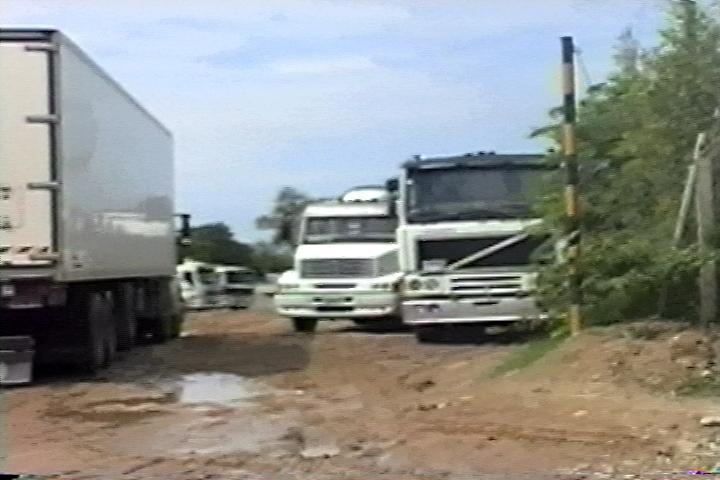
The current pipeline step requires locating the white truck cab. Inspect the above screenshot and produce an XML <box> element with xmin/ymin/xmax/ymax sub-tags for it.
<box><xmin>216</xmin><ymin>265</ymin><xmax>257</xmax><ymax>310</ymax></box>
<box><xmin>394</xmin><ymin>152</ymin><xmax>556</xmax><ymax>342</ymax></box>
<box><xmin>274</xmin><ymin>187</ymin><xmax>403</xmax><ymax>333</ymax></box>
<box><xmin>176</xmin><ymin>259</ymin><xmax>223</xmax><ymax>310</ymax></box>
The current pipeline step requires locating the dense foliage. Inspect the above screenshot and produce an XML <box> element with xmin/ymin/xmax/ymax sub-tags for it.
<box><xmin>180</xmin><ymin>223</ymin><xmax>292</xmax><ymax>274</ymax></box>
<box><xmin>534</xmin><ymin>1</ymin><xmax>720</xmax><ymax>325</ymax></box>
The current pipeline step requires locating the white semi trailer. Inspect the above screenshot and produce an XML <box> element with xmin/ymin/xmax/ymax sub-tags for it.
<box><xmin>0</xmin><ymin>29</ymin><xmax>185</xmax><ymax>382</ymax></box>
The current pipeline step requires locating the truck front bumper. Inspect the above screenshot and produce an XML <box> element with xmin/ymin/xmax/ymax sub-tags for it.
<box><xmin>219</xmin><ymin>292</ymin><xmax>254</xmax><ymax>309</ymax></box>
<box><xmin>402</xmin><ymin>297</ymin><xmax>546</xmax><ymax>325</ymax></box>
<box><xmin>183</xmin><ymin>296</ymin><xmax>222</xmax><ymax>310</ymax></box>
<box><xmin>275</xmin><ymin>291</ymin><xmax>399</xmax><ymax>319</ymax></box>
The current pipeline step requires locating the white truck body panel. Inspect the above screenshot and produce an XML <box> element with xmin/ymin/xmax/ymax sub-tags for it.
<box><xmin>176</xmin><ymin>260</ymin><xmax>223</xmax><ymax>310</ymax></box>
<box><xmin>0</xmin><ymin>29</ymin><xmax>175</xmax><ymax>282</ymax></box>
<box><xmin>0</xmin><ymin>39</ymin><xmax>54</xmax><ymax>265</ymax></box>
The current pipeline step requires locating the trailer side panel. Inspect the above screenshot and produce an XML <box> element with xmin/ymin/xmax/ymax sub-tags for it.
<box><xmin>56</xmin><ymin>34</ymin><xmax>175</xmax><ymax>282</ymax></box>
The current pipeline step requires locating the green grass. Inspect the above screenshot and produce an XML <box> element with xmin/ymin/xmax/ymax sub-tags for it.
<box><xmin>675</xmin><ymin>377</ymin><xmax>720</xmax><ymax>397</ymax></box>
<box><xmin>487</xmin><ymin>333</ymin><xmax>568</xmax><ymax>379</ymax></box>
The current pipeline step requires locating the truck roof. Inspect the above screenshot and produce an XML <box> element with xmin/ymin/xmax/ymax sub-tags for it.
<box><xmin>403</xmin><ymin>152</ymin><xmax>547</xmax><ymax>170</ymax></box>
<box><xmin>304</xmin><ymin>200</ymin><xmax>391</xmax><ymax>218</ymax></box>
<box><xmin>215</xmin><ymin>265</ymin><xmax>253</xmax><ymax>273</ymax></box>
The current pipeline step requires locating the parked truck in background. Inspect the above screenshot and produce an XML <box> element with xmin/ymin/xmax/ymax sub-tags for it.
<box><xmin>0</xmin><ymin>29</ymin><xmax>185</xmax><ymax>382</ymax></box>
<box><xmin>274</xmin><ymin>186</ymin><xmax>403</xmax><ymax>333</ymax></box>
<box><xmin>391</xmin><ymin>152</ymin><xmax>555</xmax><ymax>342</ymax></box>
<box><xmin>176</xmin><ymin>260</ymin><xmax>223</xmax><ymax>311</ymax></box>
<box><xmin>216</xmin><ymin>265</ymin><xmax>257</xmax><ymax>310</ymax></box>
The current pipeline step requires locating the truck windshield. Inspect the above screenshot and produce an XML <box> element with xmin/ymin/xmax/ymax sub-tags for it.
<box><xmin>406</xmin><ymin>166</ymin><xmax>549</xmax><ymax>223</ymax></box>
<box><xmin>198</xmin><ymin>267</ymin><xmax>218</xmax><ymax>285</ymax></box>
<box><xmin>303</xmin><ymin>216</ymin><xmax>397</xmax><ymax>244</ymax></box>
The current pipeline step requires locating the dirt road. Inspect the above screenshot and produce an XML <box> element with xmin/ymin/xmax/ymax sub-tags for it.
<box><xmin>2</xmin><ymin>305</ymin><xmax>719</xmax><ymax>479</ymax></box>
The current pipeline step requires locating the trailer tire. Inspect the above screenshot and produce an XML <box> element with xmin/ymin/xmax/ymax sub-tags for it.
<box><xmin>115</xmin><ymin>283</ymin><xmax>137</xmax><ymax>351</ymax></box>
<box><xmin>152</xmin><ymin>314</ymin><xmax>174</xmax><ymax>343</ymax></box>
<box><xmin>292</xmin><ymin>318</ymin><xmax>318</xmax><ymax>333</ymax></box>
<box><xmin>74</xmin><ymin>291</ymin><xmax>113</xmax><ymax>373</ymax></box>
<box><xmin>170</xmin><ymin>312</ymin><xmax>184</xmax><ymax>339</ymax></box>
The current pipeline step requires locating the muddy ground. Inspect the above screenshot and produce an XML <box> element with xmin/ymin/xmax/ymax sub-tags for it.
<box><xmin>2</xmin><ymin>299</ymin><xmax>720</xmax><ymax>479</ymax></box>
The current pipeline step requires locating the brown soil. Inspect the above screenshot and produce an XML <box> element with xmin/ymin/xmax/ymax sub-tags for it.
<box><xmin>2</xmin><ymin>309</ymin><xmax>720</xmax><ymax>479</ymax></box>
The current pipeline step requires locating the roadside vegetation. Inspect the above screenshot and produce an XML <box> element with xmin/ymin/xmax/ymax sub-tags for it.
<box><xmin>535</xmin><ymin>0</ymin><xmax>720</xmax><ymax>326</ymax></box>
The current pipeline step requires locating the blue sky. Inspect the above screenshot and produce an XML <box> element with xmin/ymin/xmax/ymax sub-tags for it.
<box><xmin>3</xmin><ymin>1</ymin><xmax>666</xmax><ymax>242</ymax></box>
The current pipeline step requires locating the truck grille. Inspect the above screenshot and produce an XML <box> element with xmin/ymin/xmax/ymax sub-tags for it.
<box><xmin>301</xmin><ymin>259</ymin><xmax>375</xmax><ymax>279</ymax></box>
<box><xmin>450</xmin><ymin>272</ymin><xmax>524</xmax><ymax>298</ymax></box>
<box><xmin>417</xmin><ymin>236</ymin><xmax>547</xmax><ymax>270</ymax></box>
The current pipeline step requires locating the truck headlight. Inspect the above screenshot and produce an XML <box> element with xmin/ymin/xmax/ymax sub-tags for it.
<box><xmin>424</xmin><ymin>278</ymin><xmax>440</xmax><ymax>290</ymax></box>
<box><xmin>521</xmin><ymin>274</ymin><xmax>538</xmax><ymax>292</ymax></box>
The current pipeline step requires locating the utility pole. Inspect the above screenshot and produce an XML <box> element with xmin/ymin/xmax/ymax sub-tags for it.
<box><xmin>695</xmin><ymin>134</ymin><xmax>717</xmax><ymax>332</ymax></box>
<box><xmin>561</xmin><ymin>36</ymin><xmax>582</xmax><ymax>335</ymax></box>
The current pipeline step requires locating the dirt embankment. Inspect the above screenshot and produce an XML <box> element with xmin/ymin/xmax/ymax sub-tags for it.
<box><xmin>4</xmin><ymin>311</ymin><xmax>720</xmax><ymax>479</ymax></box>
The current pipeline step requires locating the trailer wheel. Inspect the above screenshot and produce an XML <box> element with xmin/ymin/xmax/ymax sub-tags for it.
<box><xmin>170</xmin><ymin>311</ymin><xmax>184</xmax><ymax>339</ymax></box>
<box><xmin>151</xmin><ymin>314</ymin><xmax>174</xmax><ymax>343</ymax></box>
<box><xmin>147</xmin><ymin>280</ymin><xmax>176</xmax><ymax>343</ymax></box>
<box><xmin>103</xmin><ymin>294</ymin><xmax>117</xmax><ymax>367</ymax></box>
<box><xmin>115</xmin><ymin>283</ymin><xmax>137</xmax><ymax>351</ymax></box>
<box><xmin>292</xmin><ymin>318</ymin><xmax>318</xmax><ymax>333</ymax></box>
<box><xmin>74</xmin><ymin>291</ymin><xmax>113</xmax><ymax>373</ymax></box>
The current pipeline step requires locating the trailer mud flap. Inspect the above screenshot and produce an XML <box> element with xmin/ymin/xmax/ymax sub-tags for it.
<box><xmin>0</xmin><ymin>336</ymin><xmax>34</xmax><ymax>385</ymax></box>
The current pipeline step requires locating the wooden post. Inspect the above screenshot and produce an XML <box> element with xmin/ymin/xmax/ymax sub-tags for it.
<box><xmin>696</xmin><ymin>133</ymin><xmax>716</xmax><ymax>332</ymax></box>
<box><xmin>561</xmin><ymin>36</ymin><xmax>582</xmax><ymax>335</ymax></box>
<box><xmin>657</xmin><ymin>135</ymin><xmax>702</xmax><ymax>317</ymax></box>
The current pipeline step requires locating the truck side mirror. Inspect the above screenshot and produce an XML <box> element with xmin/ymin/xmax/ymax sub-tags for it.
<box><xmin>176</xmin><ymin>213</ymin><xmax>192</xmax><ymax>246</ymax></box>
<box><xmin>385</xmin><ymin>177</ymin><xmax>399</xmax><ymax>193</ymax></box>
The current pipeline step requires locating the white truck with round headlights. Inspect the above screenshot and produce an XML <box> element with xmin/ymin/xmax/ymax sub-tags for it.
<box><xmin>392</xmin><ymin>152</ymin><xmax>557</xmax><ymax>342</ymax></box>
<box><xmin>274</xmin><ymin>187</ymin><xmax>403</xmax><ymax>333</ymax></box>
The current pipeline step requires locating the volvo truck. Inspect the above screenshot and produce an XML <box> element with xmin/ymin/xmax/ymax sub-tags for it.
<box><xmin>393</xmin><ymin>152</ymin><xmax>554</xmax><ymax>342</ymax></box>
<box><xmin>274</xmin><ymin>186</ymin><xmax>403</xmax><ymax>333</ymax></box>
<box><xmin>0</xmin><ymin>29</ymin><xmax>184</xmax><ymax>382</ymax></box>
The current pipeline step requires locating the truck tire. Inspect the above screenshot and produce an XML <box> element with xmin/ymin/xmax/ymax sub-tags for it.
<box><xmin>153</xmin><ymin>313</ymin><xmax>174</xmax><ymax>343</ymax></box>
<box><xmin>73</xmin><ymin>291</ymin><xmax>114</xmax><ymax>373</ymax></box>
<box><xmin>146</xmin><ymin>279</ymin><xmax>176</xmax><ymax>343</ymax></box>
<box><xmin>114</xmin><ymin>283</ymin><xmax>137</xmax><ymax>351</ymax></box>
<box><xmin>292</xmin><ymin>318</ymin><xmax>318</xmax><ymax>333</ymax></box>
<box><xmin>414</xmin><ymin>325</ymin><xmax>445</xmax><ymax>343</ymax></box>
<box><xmin>170</xmin><ymin>311</ymin><xmax>184</xmax><ymax>339</ymax></box>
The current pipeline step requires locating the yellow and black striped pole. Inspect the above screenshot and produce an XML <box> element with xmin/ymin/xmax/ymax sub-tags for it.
<box><xmin>561</xmin><ymin>36</ymin><xmax>582</xmax><ymax>335</ymax></box>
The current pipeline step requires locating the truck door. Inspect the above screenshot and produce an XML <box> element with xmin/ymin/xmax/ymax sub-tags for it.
<box><xmin>0</xmin><ymin>36</ymin><xmax>57</xmax><ymax>266</ymax></box>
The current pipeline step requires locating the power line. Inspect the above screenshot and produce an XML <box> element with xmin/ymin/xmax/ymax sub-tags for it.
<box><xmin>574</xmin><ymin>46</ymin><xmax>593</xmax><ymax>89</ymax></box>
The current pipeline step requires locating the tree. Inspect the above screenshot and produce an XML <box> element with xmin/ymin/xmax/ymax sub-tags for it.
<box><xmin>183</xmin><ymin>222</ymin><xmax>254</xmax><ymax>266</ymax></box>
<box><xmin>256</xmin><ymin>187</ymin><xmax>314</xmax><ymax>247</ymax></box>
<box><xmin>251</xmin><ymin>241</ymin><xmax>294</xmax><ymax>274</ymax></box>
<box><xmin>534</xmin><ymin>0</ymin><xmax>720</xmax><ymax>324</ymax></box>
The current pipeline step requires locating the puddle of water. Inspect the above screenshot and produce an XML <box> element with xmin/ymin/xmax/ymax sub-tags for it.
<box><xmin>174</xmin><ymin>372</ymin><xmax>264</xmax><ymax>407</ymax></box>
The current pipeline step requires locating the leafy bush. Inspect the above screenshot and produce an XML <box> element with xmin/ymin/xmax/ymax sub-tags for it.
<box><xmin>534</xmin><ymin>1</ymin><xmax>720</xmax><ymax>326</ymax></box>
